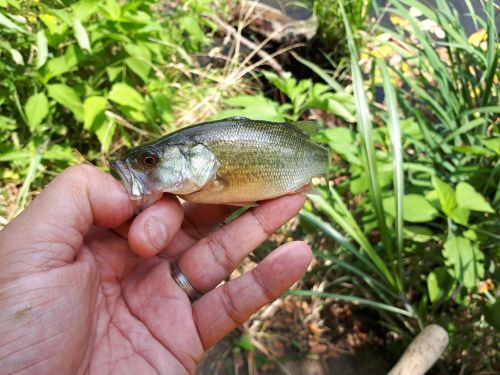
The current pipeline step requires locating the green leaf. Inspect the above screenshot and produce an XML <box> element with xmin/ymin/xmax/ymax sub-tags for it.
<box><xmin>427</xmin><ymin>267</ymin><xmax>455</xmax><ymax>303</ymax></box>
<box><xmin>44</xmin><ymin>45</ymin><xmax>80</xmax><ymax>81</ymax></box>
<box><xmin>481</xmin><ymin>137</ymin><xmax>500</xmax><ymax>154</ymax></box>
<box><xmin>384</xmin><ymin>194</ymin><xmax>438</xmax><ymax>223</ymax></box>
<box><xmin>83</xmin><ymin>96</ymin><xmax>107</xmax><ymax>131</ymax></box>
<box><xmin>431</xmin><ymin>175</ymin><xmax>457</xmax><ymax>215</ymax></box>
<box><xmin>35</xmin><ymin>30</ymin><xmax>48</xmax><ymax>68</ymax></box>
<box><xmin>47</xmin><ymin>84</ymin><xmax>83</xmax><ymax>121</ymax></box>
<box><xmin>95</xmin><ymin>119</ymin><xmax>116</xmax><ymax>152</ymax></box>
<box><xmin>443</xmin><ymin>235</ymin><xmax>484</xmax><ymax>290</ymax></box>
<box><xmin>125</xmin><ymin>57</ymin><xmax>150</xmax><ymax>82</ymax></box>
<box><xmin>73</xmin><ymin>19</ymin><xmax>91</xmax><ymax>52</ymax></box>
<box><xmin>24</xmin><ymin>92</ymin><xmax>49</xmax><ymax>132</ymax></box>
<box><xmin>108</xmin><ymin>83</ymin><xmax>144</xmax><ymax>112</ymax></box>
<box><xmin>456</xmin><ymin>182</ymin><xmax>494</xmax><ymax>213</ymax></box>
<box><xmin>106</xmin><ymin>66</ymin><xmax>122</xmax><ymax>82</ymax></box>
<box><xmin>73</xmin><ymin>0</ymin><xmax>100</xmax><ymax>22</ymax></box>
<box><xmin>483</xmin><ymin>299</ymin><xmax>500</xmax><ymax>330</ymax></box>
<box><xmin>101</xmin><ymin>0</ymin><xmax>121</xmax><ymax>20</ymax></box>
<box><xmin>235</xmin><ymin>334</ymin><xmax>254</xmax><ymax>352</ymax></box>
<box><xmin>449</xmin><ymin>207</ymin><xmax>470</xmax><ymax>226</ymax></box>
<box><xmin>0</xmin><ymin>11</ymin><xmax>26</xmax><ymax>33</ymax></box>
<box><xmin>9</xmin><ymin>48</ymin><xmax>23</xmax><ymax>65</ymax></box>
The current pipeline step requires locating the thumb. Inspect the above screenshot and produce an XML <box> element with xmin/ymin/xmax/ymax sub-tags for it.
<box><xmin>0</xmin><ymin>165</ymin><xmax>135</xmax><ymax>272</ymax></box>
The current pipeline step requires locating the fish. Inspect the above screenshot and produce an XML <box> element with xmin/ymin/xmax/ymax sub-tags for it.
<box><xmin>110</xmin><ymin>117</ymin><xmax>329</xmax><ymax>206</ymax></box>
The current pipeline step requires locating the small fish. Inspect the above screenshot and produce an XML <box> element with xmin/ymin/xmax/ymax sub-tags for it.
<box><xmin>111</xmin><ymin>117</ymin><xmax>329</xmax><ymax>206</ymax></box>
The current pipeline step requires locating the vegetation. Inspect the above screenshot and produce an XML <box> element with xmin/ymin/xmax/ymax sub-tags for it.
<box><xmin>1</xmin><ymin>0</ymin><xmax>498</xmax><ymax>373</ymax></box>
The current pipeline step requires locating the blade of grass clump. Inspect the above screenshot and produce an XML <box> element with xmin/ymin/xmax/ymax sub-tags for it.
<box><xmin>379</xmin><ymin>60</ymin><xmax>405</xmax><ymax>292</ymax></box>
<box><xmin>287</xmin><ymin>290</ymin><xmax>415</xmax><ymax>317</ymax></box>
<box><xmin>307</xmin><ymin>194</ymin><xmax>396</xmax><ymax>287</ymax></box>
<box><xmin>314</xmin><ymin>250</ymin><xmax>399</xmax><ymax>301</ymax></box>
<box><xmin>300</xmin><ymin>209</ymin><xmax>379</xmax><ymax>275</ymax></box>
<box><xmin>481</xmin><ymin>0</ymin><xmax>498</xmax><ymax>107</ymax></box>
<box><xmin>337</xmin><ymin>0</ymin><xmax>394</xmax><ymax>262</ymax></box>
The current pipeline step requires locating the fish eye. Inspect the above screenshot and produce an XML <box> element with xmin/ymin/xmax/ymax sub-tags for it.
<box><xmin>140</xmin><ymin>152</ymin><xmax>158</xmax><ymax>167</ymax></box>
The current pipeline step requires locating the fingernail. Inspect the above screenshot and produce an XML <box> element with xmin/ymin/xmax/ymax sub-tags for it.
<box><xmin>145</xmin><ymin>216</ymin><xmax>168</xmax><ymax>251</ymax></box>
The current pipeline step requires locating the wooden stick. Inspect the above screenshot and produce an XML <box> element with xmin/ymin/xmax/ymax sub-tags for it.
<box><xmin>389</xmin><ymin>324</ymin><xmax>449</xmax><ymax>375</ymax></box>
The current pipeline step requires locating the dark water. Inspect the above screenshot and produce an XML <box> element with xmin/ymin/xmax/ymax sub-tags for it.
<box><xmin>261</xmin><ymin>0</ymin><xmax>498</xmax><ymax>35</ymax></box>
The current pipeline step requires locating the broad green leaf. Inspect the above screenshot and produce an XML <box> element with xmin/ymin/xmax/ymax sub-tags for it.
<box><xmin>125</xmin><ymin>57</ymin><xmax>150</xmax><ymax>82</ymax></box>
<box><xmin>450</xmin><ymin>207</ymin><xmax>470</xmax><ymax>226</ymax></box>
<box><xmin>327</xmin><ymin>97</ymin><xmax>356</xmax><ymax>122</ymax></box>
<box><xmin>321</xmin><ymin>127</ymin><xmax>358</xmax><ymax>164</ymax></box>
<box><xmin>73</xmin><ymin>19</ymin><xmax>91</xmax><ymax>52</ymax></box>
<box><xmin>106</xmin><ymin>66</ymin><xmax>122</xmax><ymax>82</ymax></box>
<box><xmin>9</xmin><ymin>48</ymin><xmax>23</xmax><ymax>65</ymax></box>
<box><xmin>427</xmin><ymin>267</ymin><xmax>455</xmax><ymax>303</ymax></box>
<box><xmin>443</xmin><ymin>235</ymin><xmax>484</xmax><ymax>290</ymax></box>
<box><xmin>384</xmin><ymin>194</ymin><xmax>438</xmax><ymax>223</ymax></box>
<box><xmin>25</xmin><ymin>92</ymin><xmax>49</xmax><ymax>132</ymax></box>
<box><xmin>36</xmin><ymin>30</ymin><xmax>48</xmax><ymax>68</ymax></box>
<box><xmin>83</xmin><ymin>96</ymin><xmax>107</xmax><ymax>131</ymax></box>
<box><xmin>43</xmin><ymin>144</ymin><xmax>76</xmax><ymax>161</ymax></box>
<box><xmin>47</xmin><ymin>84</ymin><xmax>83</xmax><ymax>121</ymax></box>
<box><xmin>95</xmin><ymin>119</ymin><xmax>116</xmax><ymax>152</ymax></box>
<box><xmin>73</xmin><ymin>0</ymin><xmax>100</xmax><ymax>22</ymax></box>
<box><xmin>108</xmin><ymin>83</ymin><xmax>144</xmax><ymax>111</ymax></box>
<box><xmin>101</xmin><ymin>0</ymin><xmax>121</xmax><ymax>20</ymax></box>
<box><xmin>456</xmin><ymin>182</ymin><xmax>494</xmax><ymax>213</ymax></box>
<box><xmin>481</xmin><ymin>137</ymin><xmax>500</xmax><ymax>154</ymax></box>
<box><xmin>431</xmin><ymin>175</ymin><xmax>457</xmax><ymax>215</ymax></box>
<box><xmin>44</xmin><ymin>45</ymin><xmax>80</xmax><ymax>81</ymax></box>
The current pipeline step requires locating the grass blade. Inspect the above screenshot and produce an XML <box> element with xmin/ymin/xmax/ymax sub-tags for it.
<box><xmin>287</xmin><ymin>290</ymin><xmax>415</xmax><ymax>317</ymax></box>
<box><xmin>379</xmin><ymin>60</ymin><xmax>405</xmax><ymax>291</ymax></box>
<box><xmin>337</xmin><ymin>0</ymin><xmax>394</xmax><ymax>260</ymax></box>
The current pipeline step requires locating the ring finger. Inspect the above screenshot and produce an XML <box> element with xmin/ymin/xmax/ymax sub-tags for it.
<box><xmin>176</xmin><ymin>194</ymin><xmax>306</xmax><ymax>294</ymax></box>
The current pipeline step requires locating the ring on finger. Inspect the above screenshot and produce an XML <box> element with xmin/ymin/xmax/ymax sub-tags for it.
<box><xmin>170</xmin><ymin>262</ymin><xmax>204</xmax><ymax>302</ymax></box>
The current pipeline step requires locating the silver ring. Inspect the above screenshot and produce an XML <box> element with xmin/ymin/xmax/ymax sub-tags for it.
<box><xmin>170</xmin><ymin>262</ymin><xmax>203</xmax><ymax>301</ymax></box>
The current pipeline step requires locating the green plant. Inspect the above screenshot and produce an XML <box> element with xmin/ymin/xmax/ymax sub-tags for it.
<box><xmin>287</xmin><ymin>0</ymin><xmax>498</xmax><ymax>353</ymax></box>
<box><xmin>0</xmin><ymin>0</ymin><xmax>219</xmax><ymax>214</ymax></box>
<box><xmin>308</xmin><ymin>0</ymin><xmax>371</xmax><ymax>55</ymax></box>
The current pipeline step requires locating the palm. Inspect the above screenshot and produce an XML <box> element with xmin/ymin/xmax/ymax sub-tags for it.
<box><xmin>85</xmin><ymin>226</ymin><xmax>203</xmax><ymax>374</ymax></box>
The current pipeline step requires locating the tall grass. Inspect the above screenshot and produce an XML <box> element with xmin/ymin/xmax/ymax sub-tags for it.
<box><xmin>292</xmin><ymin>0</ymin><xmax>498</xmax><ymax>338</ymax></box>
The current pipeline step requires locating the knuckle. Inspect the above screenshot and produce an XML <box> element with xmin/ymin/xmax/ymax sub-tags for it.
<box><xmin>204</xmin><ymin>228</ymin><xmax>235</xmax><ymax>275</ymax></box>
<box><xmin>249</xmin><ymin>209</ymin><xmax>274</xmax><ymax>237</ymax></box>
<box><xmin>219</xmin><ymin>283</ymin><xmax>244</xmax><ymax>326</ymax></box>
<box><xmin>251</xmin><ymin>267</ymin><xmax>277</xmax><ymax>302</ymax></box>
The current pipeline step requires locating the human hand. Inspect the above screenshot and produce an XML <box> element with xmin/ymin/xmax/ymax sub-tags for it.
<box><xmin>0</xmin><ymin>165</ymin><xmax>311</xmax><ymax>374</ymax></box>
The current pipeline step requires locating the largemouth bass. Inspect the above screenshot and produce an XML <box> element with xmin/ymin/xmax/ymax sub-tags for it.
<box><xmin>111</xmin><ymin>117</ymin><xmax>329</xmax><ymax>205</ymax></box>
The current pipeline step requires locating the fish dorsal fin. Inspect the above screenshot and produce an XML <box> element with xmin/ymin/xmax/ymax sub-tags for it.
<box><xmin>291</xmin><ymin>120</ymin><xmax>320</xmax><ymax>136</ymax></box>
<box><xmin>225</xmin><ymin>116</ymin><xmax>250</xmax><ymax>121</ymax></box>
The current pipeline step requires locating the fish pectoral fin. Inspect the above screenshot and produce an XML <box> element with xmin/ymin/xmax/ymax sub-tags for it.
<box><xmin>183</xmin><ymin>143</ymin><xmax>221</xmax><ymax>188</ymax></box>
<box><xmin>291</xmin><ymin>120</ymin><xmax>321</xmax><ymax>136</ymax></box>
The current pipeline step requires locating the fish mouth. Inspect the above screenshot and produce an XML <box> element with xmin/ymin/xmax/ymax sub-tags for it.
<box><xmin>110</xmin><ymin>160</ymin><xmax>149</xmax><ymax>200</ymax></box>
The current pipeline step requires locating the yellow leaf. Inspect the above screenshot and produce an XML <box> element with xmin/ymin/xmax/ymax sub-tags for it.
<box><xmin>468</xmin><ymin>29</ymin><xmax>487</xmax><ymax>47</ymax></box>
